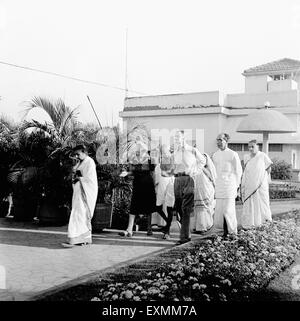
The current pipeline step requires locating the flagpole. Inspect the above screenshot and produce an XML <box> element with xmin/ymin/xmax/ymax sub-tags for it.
<box><xmin>125</xmin><ymin>28</ymin><xmax>128</xmax><ymax>99</ymax></box>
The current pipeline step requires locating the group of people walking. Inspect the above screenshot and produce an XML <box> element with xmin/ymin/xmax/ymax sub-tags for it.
<box><xmin>62</xmin><ymin>129</ymin><xmax>273</xmax><ymax>247</ymax></box>
<box><xmin>119</xmin><ymin>130</ymin><xmax>273</xmax><ymax>245</ymax></box>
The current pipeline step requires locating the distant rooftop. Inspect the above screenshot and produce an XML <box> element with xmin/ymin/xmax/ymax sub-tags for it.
<box><xmin>243</xmin><ymin>58</ymin><xmax>300</xmax><ymax>75</ymax></box>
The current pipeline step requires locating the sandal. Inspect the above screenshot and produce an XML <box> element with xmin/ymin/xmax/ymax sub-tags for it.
<box><xmin>61</xmin><ymin>242</ymin><xmax>75</xmax><ymax>248</ymax></box>
<box><xmin>78</xmin><ymin>242</ymin><xmax>92</xmax><ymax>246</ymax></box>
<box><xmin>61</xmin><ymin>241</ymin><xmax>91</xmax><ymax>248</ymax></box>
<box><xmin>119</xmin><ymin>230</ymin><xmax>133</xmax><ymax>237</ymax></box>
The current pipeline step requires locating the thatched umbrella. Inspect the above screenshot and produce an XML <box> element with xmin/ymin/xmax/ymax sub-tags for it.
<box><xmin>236</xmin><ymin>102</ymin><xmax>296</xmax><ymax>154</ymax></box>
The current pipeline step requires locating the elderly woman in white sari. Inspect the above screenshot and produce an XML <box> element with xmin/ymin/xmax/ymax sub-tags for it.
<box><xmin>62</xmin><ymin>145</ymin><xmax>98</xmax><ymax>247</ymax></box>
<box><xmin>191</xmin><ymin>152</ymin><xmax>217</xmax><ymax>234</ymax></box>
<box><xmin>240</xmin><ymin>140</ymin><xmax>272</xmax><ymax>229</ymax></box>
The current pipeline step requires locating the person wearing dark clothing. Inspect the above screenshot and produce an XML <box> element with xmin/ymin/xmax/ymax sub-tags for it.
<box><xmin>119</xmin><ymin>138</ymin><xmax>156</xmax><ymax>237</ymax></box>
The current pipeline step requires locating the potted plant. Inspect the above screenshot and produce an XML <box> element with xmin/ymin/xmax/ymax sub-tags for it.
<box><xmin>37</xmin><ymin>147</ymin><xmax>73</xmax><ymax>226</ymax></box>
<box><xmin>7</xmin><ymin>129</ymin><xmax>44</xmax><ymax>222</ymax></box>
<box><xmin>7</xmin><ymin>126</ymin><xmax>73</xmax><ymax>224</ymax></box>
<box><xmin>91</xmin><ymin>164</ymin><xmax>115</xmax><ymax>232</ymax></box>
<box><xmin>9</xmin><ymin>166</ymin><xmax>40</xmax><ymax>221</ymax></box>
<box><xmin>19</xmin><ymin>96</ymin><xmax>80</xmax><ymax>225</ymax></box>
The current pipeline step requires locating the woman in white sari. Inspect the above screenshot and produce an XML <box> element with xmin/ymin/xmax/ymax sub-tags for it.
<box><xmin>191</xmin><ymin>152</ymin><xmax>217</xmax><ymax>234</ymax></box>
<box><xmin>62</xmin><ymin>145</ymin><xmax>98</xmax><ymax>247</ymax></box>
<box><xmin>240</xmin><ymin>140</ymin><xmax>272</xmax><ymax>229</ymax></box>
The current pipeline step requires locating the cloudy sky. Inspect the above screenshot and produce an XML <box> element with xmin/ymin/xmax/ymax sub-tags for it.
<box><xmin>0</xmin><ymin>0</ymin><xmax>300</xmax><ymax>126</ymax></box>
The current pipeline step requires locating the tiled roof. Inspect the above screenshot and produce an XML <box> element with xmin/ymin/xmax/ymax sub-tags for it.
<box><xmin>243</xmin><ymin>58</ymin><xmax>300</xmax><ymax>74</ymax></box>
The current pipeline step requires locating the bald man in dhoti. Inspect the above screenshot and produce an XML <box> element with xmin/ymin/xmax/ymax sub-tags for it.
<box><xmin>212</xmin><ymin>133</ymin><xmax>242</xmax><ymax>236</ymax></box>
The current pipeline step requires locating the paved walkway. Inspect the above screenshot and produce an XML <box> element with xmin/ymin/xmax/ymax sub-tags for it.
<box><xmin>0</xmin><ymin>198</ymin><xmax>300</xmax><ymax>301</ymax></box>
<box><xmin>0</xmin><ymin>224</ymin><xmax>179</xmax><ymax>301</ymax></box>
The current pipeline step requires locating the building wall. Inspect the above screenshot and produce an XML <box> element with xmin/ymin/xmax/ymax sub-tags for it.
<box><xmin>121</xmin><ymin>64</ymin><xmax>300</xmax><ymax>173</ymax></box>
<box><xmin>268</xmin><ymin>79</ymin><xmax>298</xmax><ymax>92</ymax></box>
<box><xmin>245</xmin><ymin>75</ymin><xmax>270</xmax><ymax>93</ymax></box>
<box><xmin>225</xmin><ymin>90</ymin><xmax>299</xmax><ymax>108</ymax></box>
<box><xmin>293</xmin><ymin>74</ymin><xmax>300</xmax><ymax>87</ymax></box>
<box><xmin>124</xmin><ymin>91</ymin><xmax>222</xmax><ymax>109</ymax></box>
<box><xmin>122</xmin><ymin>109</ymin><xmax>300</xmax><ymax>170</ymax></box>
<box><xmin>123</xmin><ymin>113</ymin><xmax>224</xmax><ymax>156</ymax></box>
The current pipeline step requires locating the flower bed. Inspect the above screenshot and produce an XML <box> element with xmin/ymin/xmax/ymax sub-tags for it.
<box><xmin>92</xmin><ymin>212</ymin><xmax>300</xmax><ymax>301</ymax></box>
<box><xmin>269</xmin><ymin>184</ymin><xmax>296</xmax><ymax>199</ymax></box>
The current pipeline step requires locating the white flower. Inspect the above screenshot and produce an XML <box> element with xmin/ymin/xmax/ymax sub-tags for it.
<box><xmin>124</xmin><ymin>290</ymin><xmax>133</xmax><ymax>299</ymax></box>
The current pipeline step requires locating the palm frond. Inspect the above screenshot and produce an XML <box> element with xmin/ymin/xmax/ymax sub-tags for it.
<box><xmin>24</xmin><ymin>96</ymin><xmax>79</xmax><ymax>142</ymax></box>
<box><xmin>20</xmin><ymin>120</ymin><xmax>58</xmax><ymax>141</ymax></box>
<box><xmin>7</xmin><ymin>169</ymin><xmax>23</xmax><ymax>185</ymax></box>
<box><xmin>58</xmin><ymin>106</ymin><xmax>80</xmax><ymax>138</ymax></box>
<box><xmin>24</xmin><ymin>96</ymin><xmax>60</xmax><ymax>125</ymax></box>
<box><xmin>0</xmin><ymin>114</ymin><xmax>17</xmax><ymax>133</ymax></box>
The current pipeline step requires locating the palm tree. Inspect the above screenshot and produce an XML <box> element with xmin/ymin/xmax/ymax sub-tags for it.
<box><xmin>5</xmin><ymin>97</ymin><xmax>81</xmax><ymax>221</ymax></box>
<box><xmin>22</xmin><ymin>96</ymin><xmax>80</xmax><ymax>146</ymax></box>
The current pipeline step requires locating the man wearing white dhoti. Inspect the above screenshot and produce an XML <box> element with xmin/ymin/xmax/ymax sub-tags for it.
<box><xmin>191</xmin><ymin>153</ymin><xmax>217</xmax><ymax>234</ymax></box>
<box><xmin>212</xmin><ymin>133</ymin><xmax>242</xmax><ymax>236</ymax></box>
<box><xmin>240</xmin><ymin>140</ymin><xmax>272</xmax><ymax>229</ymax></box>
<box><xmin>62</xmin><ymin>145</ymin><xmax>98</xmax><ymax>247</ymax></box>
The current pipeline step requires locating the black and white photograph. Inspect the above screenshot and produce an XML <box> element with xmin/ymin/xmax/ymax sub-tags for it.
<box><xmin>0</xmin><ymin>0</ymin><xmax>300</xmax><ymax>316</ymax></box>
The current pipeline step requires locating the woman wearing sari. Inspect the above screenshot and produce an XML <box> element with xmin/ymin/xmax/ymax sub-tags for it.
<box><xmin>240</xmin><ymin>140</ymin><xmax>272</xmax><ymax>229</ymax></box>
<box><xmin>62</xmin><ymin>145</ymin><xmax>98</xmax><ymax>247</ymax></box>
<box><xmin>191</xmin><ymin>152</ymin><xmax>217</xmax><ymax>234</ymax></box>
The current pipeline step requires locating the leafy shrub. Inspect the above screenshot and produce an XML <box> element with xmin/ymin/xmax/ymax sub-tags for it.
<box><xmin>0</xmin><ymin>129</ymin><xmax>18</xmax><ymax>199</ymax></box>
<box><xmin>91</xmin><ymin>212</ymin><xmax>300</xmax><ymax>301</ymax></box>
<box><xmin>269</xmin><ymin>186</ymin><xmax>296</xmax><ymax>199</ymax></box>
<box><xmin>271</xmin><ymin>158</ymin><xmax>292</xmax><ymax>180</ymax></box>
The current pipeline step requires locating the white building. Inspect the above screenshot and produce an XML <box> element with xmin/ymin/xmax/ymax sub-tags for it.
<box><xmin>120</xmin><ymin>58</ymin><xmax>300</xmax><ymax>178</ymax></box>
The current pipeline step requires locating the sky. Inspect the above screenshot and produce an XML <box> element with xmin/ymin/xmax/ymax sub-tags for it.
<box><xmin>0</xmin><ymin>0</ymin><xmax>300</xmax><ymax>126</ymax></box>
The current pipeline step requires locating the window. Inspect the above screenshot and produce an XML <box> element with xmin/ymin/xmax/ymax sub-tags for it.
<box><xmin>228</xmin><ymin>143</ymin><xmax>243</xmax><ymax>151</ymax></box>
<box><xmin>229</xmin><ymin>143</ymin><xmax>262</xmax><ymax>152</ymax></box>
<box><xmin>269</xmin><ymin>144</ymin><xmax>283</xmax><ymax>152</ymax></box>
<box><xmin>271</xmin><ymin>74</ymin><xmax>290</xmax><ymax>81</ymax></box>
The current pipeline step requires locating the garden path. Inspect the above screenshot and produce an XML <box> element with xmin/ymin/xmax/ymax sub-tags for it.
<box><xmin>0</xmin><ymin>198</ymin><xmax>300</xmax><ymax>301</ymax></box>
